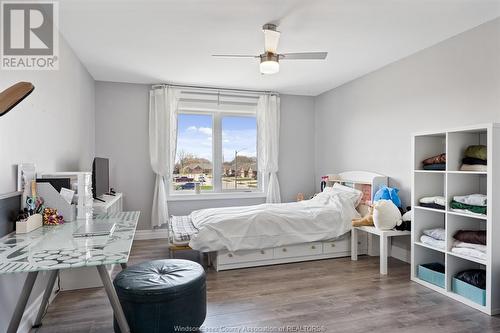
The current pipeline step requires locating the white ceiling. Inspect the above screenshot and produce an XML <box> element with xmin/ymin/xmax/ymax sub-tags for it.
<box><xmin>59</xmin><ymin>0</ymin><xmax>500</xmax><ymax>96</ymax></box>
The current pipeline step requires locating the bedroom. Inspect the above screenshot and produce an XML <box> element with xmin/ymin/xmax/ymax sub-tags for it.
<box><xmin>0</xmin><ymin>0</ymin><xmax>500</xmax><ymax>332</ymax></box>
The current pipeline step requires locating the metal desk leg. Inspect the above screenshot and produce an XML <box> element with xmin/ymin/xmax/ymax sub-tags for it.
<box><xmin>96</xmin><ymin>265</ymin><xmax>130</xmax><ymax>333</ymax></box>
<box><xmin>380</xmin><ymin>235</ymin><xmax>388</xmax><ymax>275</ymax></box>
<box><xmin>7</xmin><ymin>271</ymin><xmax>39</xmax><ymax>333</ymax></box>
<box><xmin>33</xmin><ymin>269</ymin><xmax>59</xmax><ymax>328</ymax></box>
<box><xmin>351</xmin><ymin>229</ymin><xmax>358</xmax><ymax>261</ymax></box>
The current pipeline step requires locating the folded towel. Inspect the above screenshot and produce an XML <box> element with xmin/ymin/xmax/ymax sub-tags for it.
<box><xmin>451</xmin><ymin>247</ymin><xmax>486</xmax><ymax>261</ymax></box>
<box><xmin>454</xmin><ymin>230</ymin><xmax>486</xmax><ymax>245</ymax></box>
<box><xmin>420</xmin><ymin>235</ymin><xmax>445</xmax><ymax>250</ymax></box>
<box><xmin>464</xmin><ymin>145</ymin><xmax>486</xmax><ymax>161</ymax></box>
<box><xmin>453</xmin><ymin>240</ymin><xmax>486</xmax><ymax>253</ymax></box>
<box><xmin>423</xmin><ymin>163</ymin><xmax>446</xmax><ymax>171</ymax></box>
<box><xmin>462</xmin><ymin>157</ymin><xmax>487</xmax><ymax>165</ymax></box>
<box><xmin>422</xmin><ymin>153</ymin><xmax>446</xmax><ymax>166</ymax></box>
<box><xmin>460</xmin><ymin>164</ymin><xmax>487</xmax><ymax>172</ymax></box>
<box><xmin>420</xmin><ymin>196</ymin><xmax>446</xmax><ymax>207</ymax></box>
<box><xmin>450</xmin><ymin>200</ymin><xmax>486</xmax><ymax>215</ymax></box>
<box><xmin>423</xmin><ymin>228</ymin><xmax>445</xmax><ymax>241</ymax></box>
<box><xmin>453</xmin><ymin>194</ymin><xmax>487</xmax><ymax>207</ymax></box>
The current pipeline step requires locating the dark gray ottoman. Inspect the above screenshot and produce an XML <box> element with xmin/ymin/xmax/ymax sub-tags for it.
<box><xmin>113</xmin><ymin>259</ymin><xmax>206</xmax><ymax>333</ymax></box>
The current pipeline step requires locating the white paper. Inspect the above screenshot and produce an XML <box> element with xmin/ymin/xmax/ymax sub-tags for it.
<box><xmin>60</xmin><ymin>188</ymin><xmax>75</xmax><ymax>204</ymax></box>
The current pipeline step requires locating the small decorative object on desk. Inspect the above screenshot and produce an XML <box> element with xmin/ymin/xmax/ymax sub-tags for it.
<box><xmin>43</xmin><ymin>207</ymin><xmax>64</xmax><ymax>225</ymax></box>
<box><xmin>16</xmin><ymin>214</ymin><xmax>43</xmax><ymax>233</ymax></box>
<box><xmin>16</xmin><ymin>180</ymin><xmax>45</xmax><ymax>233</ymax></box>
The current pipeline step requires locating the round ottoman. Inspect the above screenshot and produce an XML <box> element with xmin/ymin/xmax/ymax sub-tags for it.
<box><xmin>113</xmin><ymin>259</ymin><xmax>206</xmax><ymax>333</ymax></box>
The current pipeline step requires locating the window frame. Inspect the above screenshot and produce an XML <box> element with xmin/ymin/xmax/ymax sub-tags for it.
<box><xmin>170</xmin><ymin>108</ymin><xmax>263</xmax><ymax>199</ymax></box>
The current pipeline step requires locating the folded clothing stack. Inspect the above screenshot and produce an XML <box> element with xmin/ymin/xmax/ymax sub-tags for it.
<box><xmin>460</xmin><ymin>145</ymin><xmax>487</xmax><ymax>172</ymax></box>
<box><xmin>419</xmin><ymin>196</ymin><xmax>445</xmax><ymax>210</ymax></box>
<box><xmin>451</xmin><ymin>230</ymin><xmax>486</xmax><ymax>261</ymax></box>
<box><xmin>420</xmin><ymin>228</ymin><xmax>445</xmax><ymax>250</ymax></box>
<box><xmin>449</xmin><ymin>194</ymin><xmax>487</xmax><ymax>216</ymax></box>
<box><xmin>455</xmin><ymin>269</ymin><xmax>486</xmax><ymax>290</ymax></box>
<box><xmin>422</xmin><ymin>153</ymin><xmax>446</xmax><ymax>171</ymax></box>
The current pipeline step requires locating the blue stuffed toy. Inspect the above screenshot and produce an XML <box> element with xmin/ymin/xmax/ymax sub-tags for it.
<box><xmin>373</xmin><ymin>186</ymin><xmax>402</xmax><ymax>208</ymax></box>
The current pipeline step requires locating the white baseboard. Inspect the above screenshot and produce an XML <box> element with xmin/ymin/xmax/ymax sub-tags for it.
<box><xmin>134</xmin><ymin>229</ymin><xmax>169</xmax><ymax>240</ymax></box>
<box><xmin>390</xmin><ymin>245</ymin><xmax>411</xmax><ymax>263</ymax></box>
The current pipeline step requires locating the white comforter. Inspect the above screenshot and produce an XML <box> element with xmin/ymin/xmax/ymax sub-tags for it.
<box><xmin>188</xmin><ymin>189</ymin><xmax>361</xmax><ymax>252</ymax></box>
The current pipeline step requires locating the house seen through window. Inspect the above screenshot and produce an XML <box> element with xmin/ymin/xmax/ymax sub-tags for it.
<box><xmin>173</xmin><ymin>113</ymin><xmax>258</xmax><ymax>193</ymax></box>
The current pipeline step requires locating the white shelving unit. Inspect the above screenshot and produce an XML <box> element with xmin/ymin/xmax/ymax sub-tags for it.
<box><xmin>411</xmin><ymin>123</ymin><xmax>500</xmax><ymax>315</ymax></box>
<box><xmin>39</xmin><ymin>172</ymin><xmax>93</xmax><ymax>219</ymax></box>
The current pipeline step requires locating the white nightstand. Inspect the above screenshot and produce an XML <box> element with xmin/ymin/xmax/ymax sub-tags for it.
<box><xmin>351</xmin><ymin>226</ymin><xmax>410</xmax><ymax>275</ymax></box>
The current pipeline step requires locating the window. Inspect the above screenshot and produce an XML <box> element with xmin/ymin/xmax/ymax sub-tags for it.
<box><xmin>173</xmin><ymin>114</ymin><xmax>213</xmax><ymax>192</ymax></box>
<box><xmin>172</xmin><ymin>108</ymin><xmax>260</xmax><ymax>195</ymax></box>
<box><xmin>222</xmin><ymin>116</ymin><xmax>257</xmax><ymax>191</ymax></box>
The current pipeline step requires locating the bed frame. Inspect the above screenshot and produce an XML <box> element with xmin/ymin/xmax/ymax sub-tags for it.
<box><xmin>211</xmin><ymin>171</ymin><xmax>388</xmax><ymax>271</ymax></box>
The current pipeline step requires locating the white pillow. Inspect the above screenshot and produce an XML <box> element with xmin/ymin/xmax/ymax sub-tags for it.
<box><xmin>332</xmin><ymin>183</ymin><xmax>363</xmax><ymax>206</ymax></box>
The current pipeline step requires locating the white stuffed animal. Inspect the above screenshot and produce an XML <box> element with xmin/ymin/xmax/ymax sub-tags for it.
<box><xmin>373</xmin><ymin>199</ymin><xmax>402</xmax><ymax>230</ymax></box>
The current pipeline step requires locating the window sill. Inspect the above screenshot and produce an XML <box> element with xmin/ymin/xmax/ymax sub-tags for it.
<box><xmin>167</xmin><ymin>192</ymin><xmax>266</xmax><ymax>201</ymax></box>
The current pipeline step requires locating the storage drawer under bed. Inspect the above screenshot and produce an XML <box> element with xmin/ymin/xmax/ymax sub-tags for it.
<box><xmin>215</xmin><ymin>233</ymin><xmax>368</xmax><ymax>271</ymax></box>
<box><xmin>274</xmin><ymin>242</ymin><xmax>322</xmax><ymax>259</ymax></box>
<box><xmin>217</xmin><ymin>248</ymin><xmax>273</xmax><ymax>265</ymax></box>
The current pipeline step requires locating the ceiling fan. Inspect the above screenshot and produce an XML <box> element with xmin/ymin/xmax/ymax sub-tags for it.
<box><xmin>212</xmin><ymin>23</ymin><xmax>327</xmax><ymax>75</ymax></box>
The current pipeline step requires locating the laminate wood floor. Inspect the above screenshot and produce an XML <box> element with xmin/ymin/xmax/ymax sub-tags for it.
<box><xmin>33</xmin><ymin>239</ymin><xmax>500</xmax><ymax>333</ymax></box>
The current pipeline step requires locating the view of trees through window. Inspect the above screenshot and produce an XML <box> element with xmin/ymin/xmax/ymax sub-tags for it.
<box><xmin>222</xmin><ymin>116</ymin><xmax>257</xmax><ymax>190</ymax></box>
<box><xmin>173</xmin><ymin>113</ymin><xmax>258</xmax><ymax>192</ymax></box>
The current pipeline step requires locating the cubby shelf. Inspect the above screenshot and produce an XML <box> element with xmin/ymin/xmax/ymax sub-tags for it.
<box><xmin>414</xmin><ymin>241</ymin><xmax>445</xmax><ymax>253</ymax></box>
<box><xmin>414</xmin><ymin>170</ymin><xmax>488</xmax><ymax>175</ymax></box>
<box><xmin>447</xmin><ymin>171</ymin><xmax>488</xmax><ymax>175</ymax></box>
<box><xmin>413</xmin><ymin>170</ymin><xmax>446</xmax><ymax>174</ymax></box>
<box><xmin>414</xmin><ymin>206</ymin><xmax>445</xmax><ymax>214</ymax></box>
<box><xmin>411</xmin><ymin>123</ymin><xmax>499</xmax><ymax>315</ymax></box>
<box><xmin>447</xmin><ymin>210</ymin><xmax>487</xmax><ymax>221</ymax></box>
<box><xmin>447</xmin><ymin>251</ymin><xmax>486</xmax><ymax>266</ymax></box>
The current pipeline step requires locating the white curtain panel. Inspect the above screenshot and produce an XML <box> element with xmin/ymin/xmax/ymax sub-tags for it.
<box><xmin>257</xmin><ymin>94</ymin><xmax>281</xmax><ymax>203</ymax></box>
<box><xmin>149</xmin><ymin>87</ymin><xmax>179</xmax><ymax>228</ymax></box>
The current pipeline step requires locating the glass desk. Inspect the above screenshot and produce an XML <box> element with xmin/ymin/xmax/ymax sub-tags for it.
<box><xmin>0</xmin><ymin>211</ymin><xmax>140</xmax><ymax>333</ymax></box>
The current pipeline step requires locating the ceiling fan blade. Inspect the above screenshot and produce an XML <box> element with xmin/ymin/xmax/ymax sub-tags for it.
<box><xmin>0</xmin><ymin>82</ymin><xmax>34</xmax><ymax>117</ymax></box>
<box><xmin>280</xmin><ymin>52</ymin><xmax>328</xmax><ymax>60</ymax></box>
<box><xmin>212</xmin><ymin>54</ymin><xmax>259</xmax><ymax>58</ymax></box>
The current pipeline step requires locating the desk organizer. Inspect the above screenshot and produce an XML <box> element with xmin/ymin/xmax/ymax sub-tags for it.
<box><xmin>16</xmin><ymin>214</ymin><xmax>42</xmax><ymax>233</ymax></box>
<box><xmin>37</xmin><ymin>182</ymin><xmax>76</xmax><ymax>221</ymax></box>
<box><xmin>418</xmin><ymin>264</ymin><xmax>445</xmax><ymax>289</ymax></box>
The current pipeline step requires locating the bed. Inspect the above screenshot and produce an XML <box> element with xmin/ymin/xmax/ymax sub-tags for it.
<box><xmin>168</xmin><ymin>171</ymin><xmax>387</xmax><ymax>271</ymax></box>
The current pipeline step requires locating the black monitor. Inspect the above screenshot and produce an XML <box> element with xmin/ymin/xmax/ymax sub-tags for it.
<box><xmin>92</xmin><ymin>157</ymin><xmax>109</xmax><ymax>199</ymax></box>
<box><xmin>36</xmin><ymin>178</ymin><xmax>71</xmax><ymax>192</ymax></box>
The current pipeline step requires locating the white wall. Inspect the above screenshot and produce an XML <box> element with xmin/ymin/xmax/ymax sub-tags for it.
<box><xmin>0</xmin><ymin>36</ymin><xmax>95</xmax><ymax>332</ymax></box>
<box><xmin>94</xmin><ymin>81</ymin><xmax>316</xmax><ymax>229</ymax></box>
<box><xmin>314</xmin><ymin>18</ymin><xmax>500</xmax><ymax>260</ymax></box>
<box><xmin>0</xmin><ymin>45</ymin><xmax>95</xmax><ymax>194</ymax></box>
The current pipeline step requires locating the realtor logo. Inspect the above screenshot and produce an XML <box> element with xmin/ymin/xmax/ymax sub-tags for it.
<box><xmin>1</xmin><ymin>1</ymin><xmax>59</xmax><ymax>70</ymax></box>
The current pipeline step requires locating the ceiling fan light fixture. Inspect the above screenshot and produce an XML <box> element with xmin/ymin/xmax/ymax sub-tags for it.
<box><xmin>259</xmin><ymin>53</ymin><xmax>279</xmax><ymax>74</ymax></box>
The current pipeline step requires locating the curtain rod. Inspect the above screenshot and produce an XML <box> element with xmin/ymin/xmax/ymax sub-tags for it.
<box><xmin>151</xmin><ymin>83</ymin><xmax>278</xmax><ymax>96</ymax></box>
